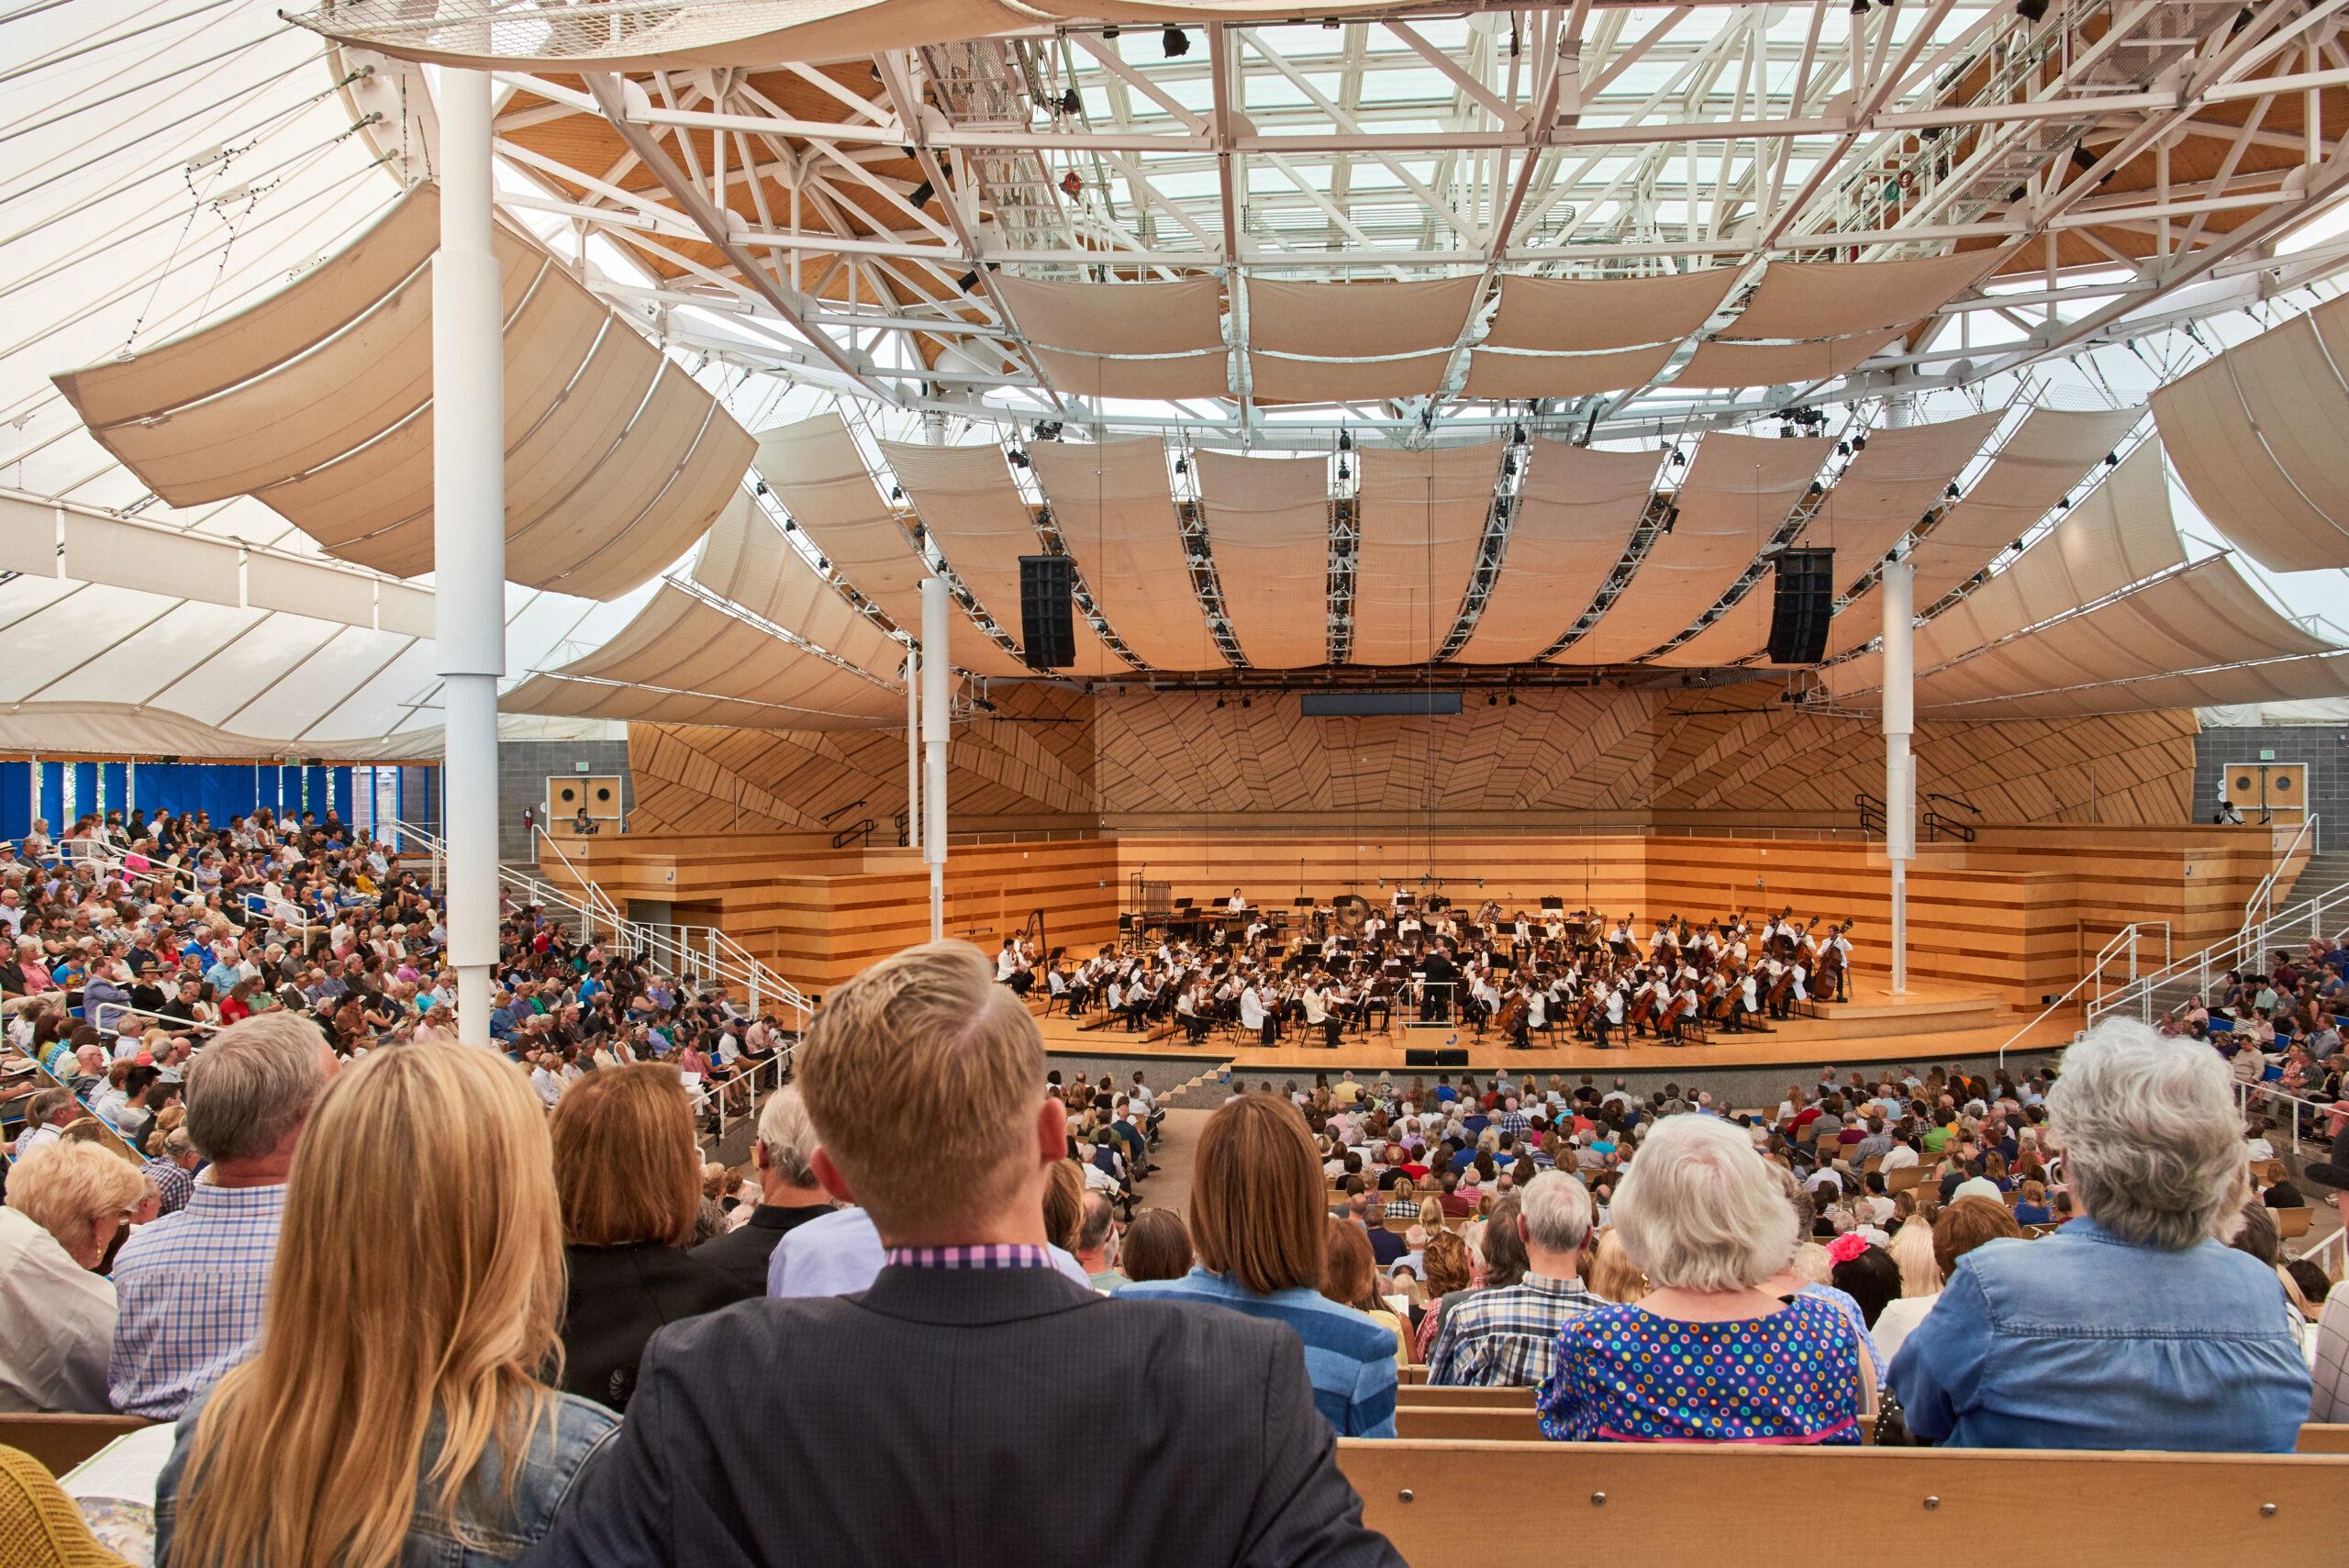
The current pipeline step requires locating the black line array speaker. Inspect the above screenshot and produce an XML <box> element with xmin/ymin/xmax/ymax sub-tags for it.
<box><xmin>1018</xmin><ymin>554</ymin><xmax>1076</xmax><ymax>669</ymax></box>
<box><xmin>1405</xmin><ymin>1047</ymin><xmax>1439</xmax><ymax>1067</ymax></box>
<box><xmin>1766</xmin><ymin>547</ymin><xmax>1837</xmax><ymax>665</ymax></box>
<box><xmin>1438</xmin><ymin>1047</ymin><xmax>1468</xmax><ymax>1068</ymax></box>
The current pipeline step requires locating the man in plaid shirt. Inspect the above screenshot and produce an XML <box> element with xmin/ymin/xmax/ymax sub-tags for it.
<box><xmin>108</xmin><ymin>1013</ymin><xmax>336</xmax><ymax>1419</ymax></box>
<box><xmin>1427</xmin><ymin>1169</ymin><xmax>1599</xmax><ymax>1387</ymax></box>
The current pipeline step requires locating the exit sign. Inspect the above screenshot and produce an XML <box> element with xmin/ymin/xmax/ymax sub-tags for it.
<box><xmin>2260</xmin><ymin>749</ymin><xmax>2277</xmax><ymax>761</ymax></box>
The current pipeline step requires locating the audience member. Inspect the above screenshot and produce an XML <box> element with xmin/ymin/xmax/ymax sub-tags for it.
<box><xmin>1891</xmin><ymin>1021</ymin><xmax>2310</xmax><ymax>1451</ymax></box>
<box><xmin>1075</xmin><ymin>1191</ymin><xmax>1126</xmax><ymax>1289</ymax></box>
<box><xmin>527</xmin><ymin>941</ymin><xmax>1401</xmax><ymax>1567</ymax></box>
<box><xmin>108</xmin><ymin>1011</ymin><xmax>334</xmax><ymax>1419</ymax></box>
<box><xmin>1428</xmin><ymin>1170</ymin><xmax>1597</xmax><ymax>1387</ymax></box>
<box><xmin>1410</xmin><ymin>1229</ymin><xmax>1475</xmax><ymax>1362</ymax></box>
<box><xmin>688</xmin><ymin>1085</ymin><xmax>831</xmax><ymax>1296</ymax></box>
<box><xmin>0</xmin><ymin>1141</ymin><xmax>139</xmax><ymax>1412</ymax></box>
<box><xmin>1321</xmin><ymin>1217</ymin><xmax>1410</xmax><ymax>1365</ymax></box>
<box><xmin>1122</xmin><ymin>1093</ymin><xmax>1402</xmax><ymax>1438</ymax></box>
<box><xmin>1116</xmin><ymin>1207</ymin><xmax>1192</xmax><ymax>1284</ymax></box>
<box><xmin>1539</xmin><ymin>1113</ymin><xmax>1870</xmax><ymax>1443</ymax></box>
<box><xmin>154</xmin><ymin>1043</ymin><xmax>617</xmax><ymax>1566</ymax></box>
<box><xmin>551</xmin><ymin>1063</ymin><xmax>752</xmax><ymax>1411</ymax></box>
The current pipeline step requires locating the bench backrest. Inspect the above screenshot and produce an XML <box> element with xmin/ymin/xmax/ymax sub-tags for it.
<box><xmin>1395</xmin><ymin>1407</ymin><xmax>1544</xmax><ymax>1440</ymax></box>
<box><xmin>1395</xmin><ymin>1385</ymin><xmax>1538</xmax><ymax>1409</ymax></box>
<box><xmin>1335</xmin><ymin>1440</ymin><xmax>2349</xmax><ymax>1567</ymax></box>
<box><xmin>0</xmin><ymin>1414</ymin><xmax>152</xmax><ymax>1476</ymax></box>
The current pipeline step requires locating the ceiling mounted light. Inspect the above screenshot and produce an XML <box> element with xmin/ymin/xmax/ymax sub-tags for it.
<box><xmin>1338</xmin><ymin>430</ymin><xmax>1353</xmax><ymax>451</ymax></box>
<box><xmin>956</xmin><ymin>270</ymin><xmax>980</xmax><ymax>293</ymax></box>
<box><xmin>1008</xmin><ymin>447</ymin><xmax>1030</xmax><ymax>469</ymax></box>
<box><xmin>1102</xmin><ymin>23</ymin><xmax>1119</xmax><ymax>37</ymax></box>
<box><xmin>2071</xmin><ymin>143</ymin><xmax>2099</xmax><ymax>173</ymax></box>
<box><xmin>1511</xmin><ymin>422</ymin><xmax>1529</xmax><ymax>444</ymax></box>
<box><xmin>1507</xmin><ymin>694</ymin><xmax>1517</xmax><ymax>706</ymax></box>
<box><xmin>1060</xmin><ymin>170</ymin><xmax>1083</xmax><ymax>198</ymax></box>
<box><xmin>1668</xmin><ymin>450</ymin><xmax>1687</xmax><ymax>468</ymax></box>
<box><xmin>1174</xmin><ymin>455</ymin><xmax>1188</xmax><ymax>474</ymax></box>
<box><xmin>890</xmin><ymin>485</ymin><xmax>904</xmax><ymax>500</ymax></box>
<box><xmin>1337</xmin><ymin>459</ymin><xmax>1351</xmax><ymax>481</ymax></box>
<box><xmin>1662</xmin><ymin>506</ymin><xmax>1681</xmax><ymax>534</ymax></box>
<box><xmin>2105</xmin><ymin>450</ymin><xmax>2121</xmax><ymax>466</ymax></box>
<box><xmin>1836</xmin><ymin>439</ymin><xmax>1853</xmax><ymax>456</ymax></box>
<box><xmin>1163</xmin><ymin>25</ymin><xmax>1190</xmax><ymax>56</ymax></box>
<box><xmin>907</xmin><ymin>179</ymin><xmax>934</xmax><ymax>207</ymax></box>
<box><xmin>2016</xmin><ymin>0</ymin><xmax>2047</xmax><ymax>20</ymax></box>
<box><xmin>1850</xmin><ymin>0</ymin><xmax>1870</xmax><ymax>13</ymax></box>
<box><xmin>1945</xmin><ymin>482</ymin><xmax>1962</xmax><ymax>500</ymax></box>
<box><xmin>1501</xmin><ymin>452</ymin><xmax>1518</xmax><ymax>477</ymax></box>
<box><xmin>1852</xmin><ymin>435</ymin><xmax>1868</xmax><ymax>451</ymax></box>
<box><xmin>1060</xmin><ymin>88</ymin><xmax>1082</xmax><ymax>116</ymax></box>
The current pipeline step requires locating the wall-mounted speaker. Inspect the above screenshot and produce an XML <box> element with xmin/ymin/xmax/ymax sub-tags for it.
<box><xmin>1019</xmin><ymin>554</ymin><xmax>1076</xmax><ymax>670</ymax></box>
<box><xmin>1766</xmin><ymin>547</ymin><xmax>1836</xmax><ymax>665</ymax></box>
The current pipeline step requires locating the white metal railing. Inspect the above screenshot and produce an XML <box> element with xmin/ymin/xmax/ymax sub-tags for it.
<box><xmin>2091</xmin><ymin>874</ymin><xmax>2349</xmax><ymax>1029</ymax></box>
<box><xmin>2305</xmin><ymin>1223</ymin><xmax>2346</xmax><ymax>1283</ymax></box>
<box><xmin>696</xmin><ymin>1047</ymin><xmax>794</xmax><ymax>1149</ymax></box>
<box><xmin>1996</xmin><ymin>920</ymin><xmax>2174</xmax><ymax>1066</ymax></box>
<box><xmin>2245</xmin><ymin>813</ymin><xmax>2319</xmax><ymax>930</ymax></box>
<box><xmin>2235</xmin><ymin>1079</ymin><xmax>2339</xmax><ymax>1161</ymax></box>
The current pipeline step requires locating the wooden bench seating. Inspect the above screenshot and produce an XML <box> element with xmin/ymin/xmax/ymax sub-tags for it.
<box><xmin>1336</xmin><ymin>1439</ymin><xmax>2349</xmax><ymax>1567</ymax></box>
<box><xmin>0</xmin><ymin>1413</ymin><xmax>150</xmax><ymax>1476</ymax></box>
<box><xmin>1395</xmin><ymin>1385</ymin><xmax>1538</xmax><ymax>1409</ymax></box>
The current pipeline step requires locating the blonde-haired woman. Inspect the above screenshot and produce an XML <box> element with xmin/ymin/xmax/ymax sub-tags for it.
<box><xmin>1871</xmin><ymin>1218</ymin><xmax>1944</xmax><ymax>1361</ymax></box>
<box><xmin>155</xmin><ymin>1041</ymin><xmax>617</xmax><ymax>1567</ymax></box>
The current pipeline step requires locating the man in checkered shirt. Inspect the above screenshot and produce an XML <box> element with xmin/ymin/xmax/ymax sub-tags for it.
<box><xmin>1427</xmin><ymin>1169</ymin><xmax>1600</xmax><ymax>1387</ymax></box>
<box><xmin>107</xmin><ymin>1012</ymin><xmax>337</xmax><ymax>1419</ymax></box>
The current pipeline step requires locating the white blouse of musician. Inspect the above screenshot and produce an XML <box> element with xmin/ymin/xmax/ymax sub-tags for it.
<box><xmin>1227</xmin><ymin>891</ymin><xmax>1247</xmax><ymax>913</ymax></box>
<box><xmin>1239</xmin><ymin>984</ymin><xmax>1267</xmax><ymax>1030</ymax></box>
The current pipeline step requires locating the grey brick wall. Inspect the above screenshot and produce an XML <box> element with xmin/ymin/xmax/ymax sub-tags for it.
<box><xmin>2193</xmin><ymin>725</ymin><xmax>2349</xmax><ymax>839</ymax></box>
<box><xmin>498</xmin><ymin>740</ymin><xmax>632</xmax><ymax>862</ymax></box>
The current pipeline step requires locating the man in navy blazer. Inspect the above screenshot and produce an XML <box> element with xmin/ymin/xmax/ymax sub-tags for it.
<box><xmin>529</xmin><ymin>940</ymin><xmax>1400</xmax><ymax>1568</ymax></box>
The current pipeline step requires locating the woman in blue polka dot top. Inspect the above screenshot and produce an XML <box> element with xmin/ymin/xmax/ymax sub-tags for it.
<box><xmin>1538</xmin><ymin>1114</ymin><xmax>1870</xmax><ymax>1444</ymax></box>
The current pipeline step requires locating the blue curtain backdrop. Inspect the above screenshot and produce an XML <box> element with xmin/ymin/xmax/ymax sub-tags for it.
<box><xmin>71</xmin><ymin>763</ymin><xmax>96</xmax><ymax>822</ymax></box>
<box><xmin>98</xmin><ymin>762</ymin><xmax>126</xmax><ymax>817</ymax></box>
<box><xmin>0</xmin><ymin>764</ymin><xmax>29</xmax><ymax>840</ymax></box>
<box><xmin>36</xmin><ymin>763</ymin><xmax>61</xmax><ymax>833</ymax></box>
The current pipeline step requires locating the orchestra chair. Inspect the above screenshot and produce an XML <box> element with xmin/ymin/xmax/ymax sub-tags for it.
<box><xmin>2274</xmin><ymin>1206</ymin><xmax>2313</xmax><ymax>1240</ymax></box>
<box><xmin>0</xmin><ymin>1414</ymin><xmax>151</xmax><ymax>1478</ymax></box>
<box><xmin>1335</xmin><ymin>1439</ymin><xmax>2349</xmax><ymax>1568</ymax></box>
<box><xmin>1884</xmin><ymin>1164</ymin><xmax>1932</xmax><ymax>1195</ymax></box>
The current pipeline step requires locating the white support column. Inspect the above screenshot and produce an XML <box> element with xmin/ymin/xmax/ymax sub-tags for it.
<box><xmin>921</xmin><ymin>578</ymin><xmax>951</xmax><ymax>941</ymax></box>
<box><xmin>1882</xmin><ymin>552</ymin><xmax>1916</xmax><ymax>997</ymax></box>
<box><xmin>434</xmin><ymin>69</ymin><xmax>507</xmax><ymax>1045</ymax></box>
<box><xmin>905</xmin><ymin>651</ymin><xmax>921</xmax><ymax>853</ymax></box>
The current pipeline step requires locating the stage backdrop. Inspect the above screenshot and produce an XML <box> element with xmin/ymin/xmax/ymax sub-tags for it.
<box><xmin>621</xmin><ymin>683</ymin><xmax>2198</xmax><ymax>837</ymax></box>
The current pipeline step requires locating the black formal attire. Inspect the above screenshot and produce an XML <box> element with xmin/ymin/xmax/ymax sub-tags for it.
<box><xmin>688</xmin><ymin>1202</ymin><xmax>832</xmax><ymax>1297</ymax></box>
<box><xmin>526</xmin><ymin>1265</ymin><xmax>1403</xmax><ymax>1568</ymax></box>
<box><xmin>1418</xmin><ymin>952</ymin><xmax>1459</xmax><ymax>1022</ymax></box>
<box><xmin>560</xmin><ymin>1241</ymin><xmax>753</xmax><ymax>1413</ymax></box>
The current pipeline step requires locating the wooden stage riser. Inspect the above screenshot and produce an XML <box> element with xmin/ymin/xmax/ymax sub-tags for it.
<box><xmin>540</xmin><ymin>829</ymin><xmax>2266</xmax><ymax>1006</ymax></box>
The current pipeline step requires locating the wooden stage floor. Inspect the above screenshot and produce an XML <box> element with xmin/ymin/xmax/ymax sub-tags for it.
<box><xmin>1034</xmin><ymin>974</ymin><xmax>2080</xmax><ymax>1073</ymax></box>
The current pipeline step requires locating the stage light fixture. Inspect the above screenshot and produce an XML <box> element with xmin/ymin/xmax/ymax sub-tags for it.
<box><xmin>1488</xmin><ymin>693</ymin><xmax>1498</xmax><ymax>706</ymax></box>
<box><xmin>1945</xmin><ymin>482</ymin><xmax>1962</xmax><ymax>499</ymax></box>
<box><xmin>752</xmin><ymin>480</ymin><xmax>768</xmax><ymax>495</ymax></box>
<box><xmin>1241</xmin><ymin>695</ymin><xmax>1252</xmax><ymax>708</ymax></box>
<box><xmin>2071</xmin><ymin>143</ymin><xmax>2099</xmax><ymax>173</ymax></box>
<box><xmin>2016</xmin><ymin>0</ymin><xmax>2047</xmax><ymax>21</ymax></box>
<box><xmin>2105</xmin><ymin>450</ymin><xmax>2120</xmax><ymax>466</ymax></box>
<box><xmin>1102</xmin><ymin>23</ymin><xmax>1119</xmax><ymax>37</ymax></box>
<box><xmin>1060</xmin><ymin>88</ymin><xmax>1082</xmax><ymax>116</ymax></box>
<box><xmin>1501</xmin><ymin>453</ymin><xmax>1518</xmax><ymax>477</ymax></box>
<box><xmin>1337</xmin><ymin>460</ymin><xmax>1351</xmax><ymax>480</ymax></box>
<box><xmin>1163</xmin><ymin>24</ymin><xmax>1190</xmax><ymax>56</ymax></box>
<box><xmin>907</xmin><ymin>179</ymin><xmax>934</xmax><ymax>207</ymax></box>
<box><xmin>1511</xmin><ymin>422</ymin><xmax>1529</xmax><ymax>444</ymax></box>
<box><xmin>1008</xmin><ymin>447</ymin><xmax>1030</xmax><ymax>469</ymax></box>
<box><xmin>2232</xmin><ymin>6</ymin><xmax>2254</xmax><ymax>32</ymax></box>
<box><xmin>889</xmin><ymin>485</ymin><xmax>903</xmax><ymax>500</ymax></box>
<box><xmin>1853</xmin><ymin>435</ymin><xmax>1868</xmax><ymax>450</ymax></box>
<box><xmin>1662</xmin><ymin>505</ymin><xmax>1681</xmax><ymax>533</ymax></box>
<box><xmin>1338</xmin><ymin>430</ymin><xmax>1353</xmax><ymax>451</ymax></box>
<box><xmin>1850</xmin><ymin>0</ymin><xmax>1869</xmax><ymax>13</ymax></box>
<box><xmin>1507</xmin><ymin>695</ymin><xmax>1517</xmax><ymax>706</ymax></box>
<box><xmin>1174</xmin><ymin>455</ymin><xmax>1187</xmax><ymax>474</ymax></box>
<box><xmin>1060</xmin><ymin>170</ymin><xmax>1083</xmax><ymax>197</ymax></box>
<box><xmin>1836</xmin><ymin>439</ymin><xmax>1852</xmax><ymax>456</ymax></box>
<box><xmin>956</xmin><ymin>270</ymin><xmax>980</xmax><ymax>293</ymax></box>
<box><xmin>1216</xmin><ymin>696</ymin><xmax>1226</xmax><ymax>708</ymax></box>
<box><xmin>1668</xmin><ymin>450</ymin><xmax>1687</xmax><ymax>468</ymax></box>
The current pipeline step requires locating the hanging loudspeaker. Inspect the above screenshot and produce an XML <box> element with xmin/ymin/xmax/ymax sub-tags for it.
<box><xmin>1019</xmin><ymin>554</ymin><xmax>1076</xmax><ymax>670</ymax></box>
<box><xmin>1766</xmin><ymin>547</ymin><xmax>1836</xmax><ymax>665</ymax></box>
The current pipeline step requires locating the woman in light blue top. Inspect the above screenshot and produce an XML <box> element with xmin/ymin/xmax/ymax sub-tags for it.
<box><xmin>157</xmin><ymin>1040</ymin><xmax>616</xmax><ymax>1566</ymax></box>
<box><xmin>1119</xmin><ymin>1094</ymin><xmax>1398</xmax><ymax>1437</ymax></box>
<box><xmin>1890</xmin><ymin>1019</ymin><xmax>2310</xmax><ymax>1451</ymax></box>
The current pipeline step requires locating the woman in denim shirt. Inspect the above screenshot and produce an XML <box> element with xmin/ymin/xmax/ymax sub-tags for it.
<box><xmin>157</xmin><ymin>1041</ymin><xmax>617</xmax><ymax>1565</ymax></box>
<box><xmin>1889</xmin><ymin>1020</ymin><xmax>2311</xmax><ymax>1451</ymax></box>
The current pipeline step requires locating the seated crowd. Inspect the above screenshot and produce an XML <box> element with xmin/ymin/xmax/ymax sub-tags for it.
<box><xmin>1</xmin><ymin>913</ymin><xmax>2345</xmax><ymax>1563</ymax></box>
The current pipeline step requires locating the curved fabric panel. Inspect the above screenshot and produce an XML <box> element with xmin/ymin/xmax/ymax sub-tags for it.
<box><xmin>508</xmin><ymin>584</ymin><xmax>904</xmax><ymax>727</ymax></box>
<box><xmin>1457</xmin><ymin>442</ymin><xmax>1656</xmax><ymax>663</ymax></box>
<box><xmin>1250</xmin><ymin>350</ymin><xmax>1449</xmax><ymax>405</ymax></box>
<box><xmin>1812</xmin><ymin>411</ymin><xmax>2004</xmax><ymax>598</ymax></box>
<box><xmin>1674</xmin><ymin>328</ymin><xmax>1906</xmax><ymax>391</ymax></box>
<box><xmin>1248</xmin><ymin>278</ymin><xmax>1480</xmax><ymax>357</ymax></box>
<box><xmin>1035</xmin><ymin>346</ymin><xmax>1228</xmax><ymax>402</ymax></box>
<box><xmin>1563</xmin><ymin>433</ymin><xmax>1833</xmax><ymax>664</ymax></box>
<box><xmin>1483</xmin><ymin>271</ymin><xmax>1731</xmax><ymax>352</ymax></box>
<box><xmin>1909</xmin><ymin>406</ymin><xmax>2144</xmax><ymax>607</ymax></box>
<box><xmin>251</xmin><ymin>260</ymin><xmax>611</xmax><ymax>555</ymax></box>
<box><xmin>993</xmin><ymin>275</ymin><xmax>1225</xmax><ymax>355</ymax></box>
<box><xmin>2150</xmin><ymin>292</ymin><xmax>2349</xmax><ymax>572</ymax></box>
<box><xmin>1912</xmin><ymin>442</ymin><xmax>2187</xmax><ymax>668</ymax></box>
<box><xmin>1914</xmin><ymin>558</ymin><xmax>2333</xmax><ymax>706</ymax></box>
<box><xmin>1026</xmin><ymin>438</ymin><xmax>1219</xmax><ymax>671</ymax></box>
<box><xmin>1727</xmin><ymin>250</ymin><xmax>2004</xmax><ymax>341</ymax></box>
<box><xmin>293</xmin><ymin>0</ymin><xmax>1036</xmax><ymax>71</ymax></box>
<box><xmin>1349</xmin><ymin>442</ymin><xmax>1498</xmax><ymax>666</ymax></box>
<box><xmin>1915</xmin><ymin>651</ymin><xmax>2349</xmax><ymax>717</ymax></box>
<box><xmin>689</xmin><ymin>493</ymin><xmax>906</xmax><ymax>678</ymax></box>
<box><xmin>1462</xmin><ymin>345</ymin><xmax>1675</xmax><ymax>400</ymax></box>
<box><xmin>52</xmin><ymin>183</ymin><xmax>440</xmax><ymax>428</ymax></box>
<box><xmin>756</xmin><ymin>416</ymin><xmax>1030</xmax><ymax>681</ymax></box>
<box><xmin>884</xmin><ymin>439</ymin><xmax>1119</xmax><ymax>675</ymax></box>
<box><xmin>1193</xmin><ymin>450</ymin><xmax>1331</xmax><ymax>669</ymax></box>
<box><xmin>59</xmin><ymin>513</ymin><xmax>242</xmax><ymax>606</ymax></box>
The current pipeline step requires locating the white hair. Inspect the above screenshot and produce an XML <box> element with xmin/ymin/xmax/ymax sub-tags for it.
<box><xmin>1609</xmin><ymin>1113</ymin><xmax>1798</xmax><ymax>1293</ymax></box>
<box><xmin>754</xmin><ymin>1084</ymin><xmax>819</xmax><ymax>1186</ymax></box>
<box><xmin>2049</xmin><ymin>1018</ymin><xmax>2245</xmax><ymax>1251</ymax></box>
<box><xmin>1518</xmin><ymin>1168</ymin><xmax>1594</xmax><ymax>1253</ymax></box>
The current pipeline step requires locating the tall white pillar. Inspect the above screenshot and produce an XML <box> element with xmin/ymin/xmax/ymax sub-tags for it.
<box><xmin>1882</xmin><ymin>554</ymin><xmax>1916</xmax><ymax>997</ymax></box>
<box><xmin>905</xmin><ymin>651</ymin><xmax>921</xmax><ymax>853</ymax></box>
<box><xmin>434</xmin><ymin>70</ymin><xmax>506</xmax><ymax>1045</ymax></box>
<box><xmin>921</xmin><ymin>577</ymin><xmax>951</xmax><ymax>941</ymax></box>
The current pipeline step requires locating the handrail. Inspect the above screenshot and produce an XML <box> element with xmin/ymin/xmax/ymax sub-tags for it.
<box><xmin>818</xmin><ymin>797</ymin><xmax>868</xmax><ymax>826</ymax></box>
<box><xmin>2246</xmin><ymin>813</ymin><xmax>2319</xmax><ymax>929</ymax></box>
<box><xmin>1854</xmin><ymin>791</ymin><xmax>1885</xmax><ymax>837</ymax></box>
<box><xmin>2090</xmin><ymin>871</ymin><xmax>2349</xmax><ymax>1029</ymax></box>
<box><xmin>829</xmin><ymin>818</ymin><xmax>876</xmax><ymax>850</ymax></box>
<box><xmin>2234</xmin><ymin>1079</ymin><xmax>2339</xmax><ymax>1161</ymax></box>
<box><xmin>529</xmin><ymin>825</ymin><xmax>627</xmax><ymax>930</ymax></box>
<box><xmin>1995</xmin><ymin>921</ymin><xmax>2165</xmax><ymax>1066</ymax></box>
<box><xmin>1923</xmin><ymin>792</ymin><xmax>1981</xmax><ymax>817</ymax></box>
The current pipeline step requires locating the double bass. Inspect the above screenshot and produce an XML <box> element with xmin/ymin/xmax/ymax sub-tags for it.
<box><xmin>1818</xmin><ymin>921</ymin><xmax>1851</xmax><ymax>1002</ymax></box>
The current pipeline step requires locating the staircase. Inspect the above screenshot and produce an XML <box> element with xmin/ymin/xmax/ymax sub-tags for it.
<box><xmin>2275</xmin><ymin>848</ymin><xmax>2349</xmax><ymax>917</ymax></box>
